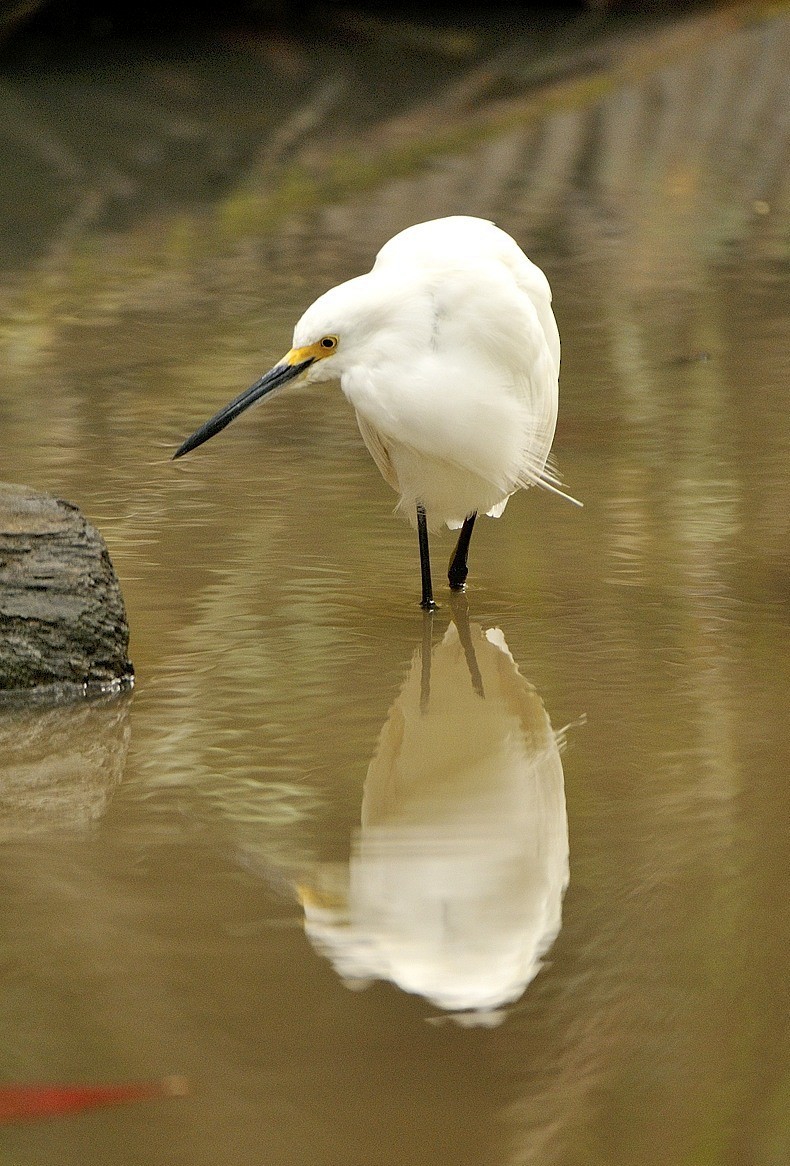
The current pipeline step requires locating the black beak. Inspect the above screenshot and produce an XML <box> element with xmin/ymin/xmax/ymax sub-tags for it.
<box><xmin>172</xmin><ymin>357</ymin><xmax>313</xmax><ymax>459</ymax></box>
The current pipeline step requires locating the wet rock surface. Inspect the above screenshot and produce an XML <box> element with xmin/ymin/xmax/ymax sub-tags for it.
<box><xmin>0</xmin><ymin>483</ymin><xmax>133</xmax><ymax>693</ymax></box>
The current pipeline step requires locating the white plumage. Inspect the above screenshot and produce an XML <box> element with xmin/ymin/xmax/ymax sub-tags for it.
<box><xmin>293</xmin><ymin>216</ymin><xmax>563</xmax><ymax>530</ymax></box>
<box><xmin>174</xmin><ymin>216</ymin><xmax>578</xmax><ymax>605</ymax></box>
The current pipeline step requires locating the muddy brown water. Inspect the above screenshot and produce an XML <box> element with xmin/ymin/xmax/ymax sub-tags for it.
<box><xmin>0</xmin><ymin>11</ymin><xmax>788</xmax><ymax>1165</ymax></box>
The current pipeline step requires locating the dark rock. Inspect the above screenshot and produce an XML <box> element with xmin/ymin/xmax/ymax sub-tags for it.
<box><xmin>0</xmin><ymin>483</ymin><xmax>133</xmax><ymax>694</ymax></box>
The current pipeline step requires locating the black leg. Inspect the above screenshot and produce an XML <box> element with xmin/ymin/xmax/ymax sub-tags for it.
<box><xmin>416</xmin><ymin>504</ymin><xmax>436</xmax><ymax>610</ymax></box>
<box><xmin>448</xmin><ymin>512</ymin><xmax>477</xmax><ymax>591</ymax></box>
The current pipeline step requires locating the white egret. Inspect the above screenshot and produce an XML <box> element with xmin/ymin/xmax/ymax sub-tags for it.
<box><xmin>173</xmin><ymin>216</ymin><xmax>580</xmax><ymax>608</ymax></box>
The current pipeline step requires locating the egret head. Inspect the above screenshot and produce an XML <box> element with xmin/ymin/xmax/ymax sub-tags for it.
<box><xmin>285</xmin><ymin>277</ymin><xmax>364</xmax><ymax>384</ymax></box>
<box><xmin>172</xmin><ymin>272</ymin><xmax>408</xmax><ymax>459</ymax></box>
<box><xmin>291</xmin><ymin>271</ymin><xmax>424</xmax><ymax>381</ymax></box>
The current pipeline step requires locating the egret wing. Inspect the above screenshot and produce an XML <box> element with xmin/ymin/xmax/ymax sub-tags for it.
<box><xmin>373</xmin><ymin>216</ymin><xmax>560</xmax><ymax>378</ymax></box>
<box><xmin>355</xmin><ymin>413</ymin><xmax>399</xmax><ymax>493</ymax></box>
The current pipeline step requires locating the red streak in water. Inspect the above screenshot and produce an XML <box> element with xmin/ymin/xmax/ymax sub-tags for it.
<box><xmin>0</xmin><ymin>1076</ymin><xmax>189</xmax><ymax>1123</ymax></box>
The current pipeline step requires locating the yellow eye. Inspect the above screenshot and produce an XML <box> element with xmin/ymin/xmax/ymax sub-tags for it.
<box><xmin>320</xmin><ymin>335</ymin><xmax>338</xmax><ymax>351</ymax></box>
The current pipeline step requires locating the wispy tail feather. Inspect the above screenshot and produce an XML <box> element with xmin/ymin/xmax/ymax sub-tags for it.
<box><xmin>519</xmin><ymin>450</ymin><xmax>583</xmax><ymax>508</ymax></box>
<box><xmin>536</xmin><ymin>475</ymin><xmax>583</xmax><ymax>507</ymax></box>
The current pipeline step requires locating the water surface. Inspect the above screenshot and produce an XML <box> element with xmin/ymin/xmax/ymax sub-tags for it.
<box><xmin>0</xmin><ymin>11</ymin><xmax>788</xmax><ymax>1165</ymax></box>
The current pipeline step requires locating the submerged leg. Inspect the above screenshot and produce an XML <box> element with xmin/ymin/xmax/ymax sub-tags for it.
<box><xmin>419</xmin><ymin>607</ymin><xmax>434</xmax><ymax>713</ymax></box>
<box><xmin>416</xmin><ymin>504</ymin><xmax>436</xmax><ymax>611</ymax></box>
<box><xmin>448</xmin><ymin>512</ymin><xmax>477</xmax><ymax>591</ymax></box>
<box><xmin>449</xmin><ymin>590</ymin><xmax>484</xmax><ymax>698</ymax></box>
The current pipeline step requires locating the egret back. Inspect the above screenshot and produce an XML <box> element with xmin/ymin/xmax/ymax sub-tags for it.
<box><xmin>374</xmin><ymin>216</ymin><xmax>560</xmax><ymax>379</ymax></box>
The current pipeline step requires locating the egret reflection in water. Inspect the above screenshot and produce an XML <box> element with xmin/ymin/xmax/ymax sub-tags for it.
<box><xmin>300</xmin><ymin>600</ymin><xmax>570</xmax><ymax>1023</ymax></box>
